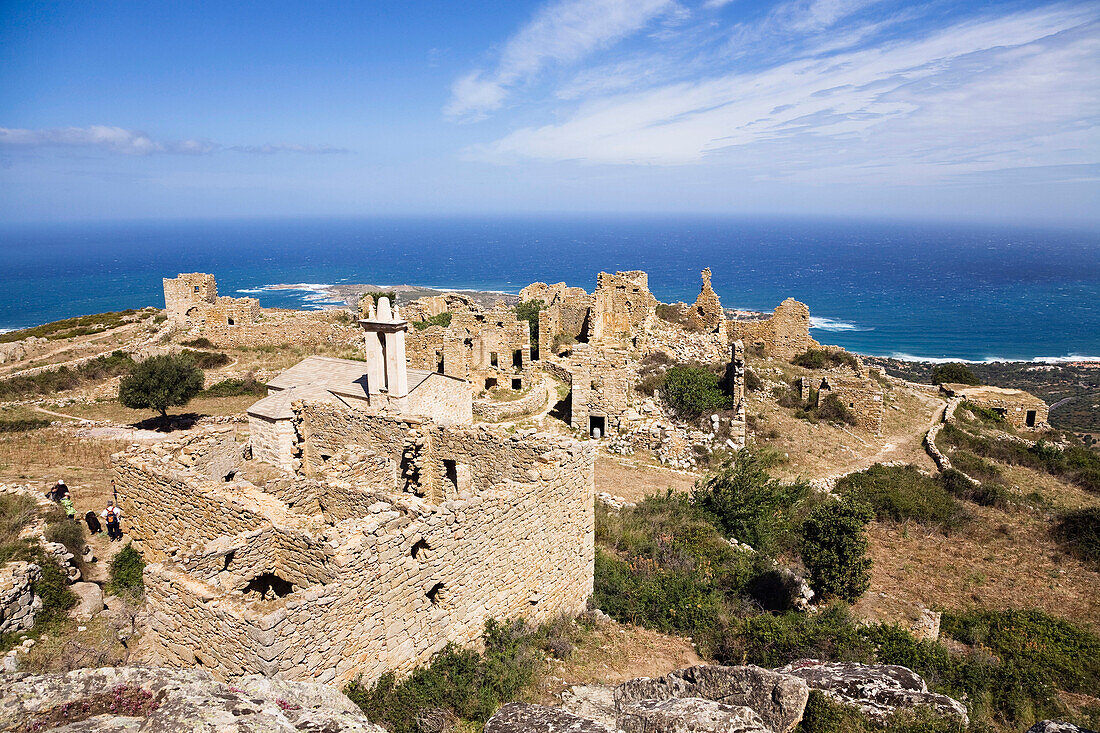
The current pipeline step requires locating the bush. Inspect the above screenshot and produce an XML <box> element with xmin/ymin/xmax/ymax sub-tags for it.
<box><xmin>957</xmin><ymin>400</ymin><xmax>1005</xmax><ymax>424</ymax></box>
<box><xmin>815</xmin><ymin>394</ymin><xmax>857</xmax><ymax>425</ymax></box>
<box><xmin>118</xmin><ymin>353</ymin><xmax>204</xmax><ymax>418</ymax></box>
<box><xmin>932</xmin><ymin>363</ymin><xmax>980</xmax><ymax>386</ymax></box>
<box><xmin>44</xmin><ymin>512</ymin><xmax>84</xmax><ymax>566</ymax></box>
<box><xmin>30</xmin><ymin>553</ymin><xmax>77</xmax><ymax>626</ymax></box>
<box><xmin>662</xmin><ymin>365</ymin><xmax>731</xmax><ymax>417</ymax></box>
<box><xmin>180</xmin><ymin>348</ymin><xmax>230</xmax><ymax>369</ymax></box>
<box><xmin>180</xmin><ymin>337</ymin><xmax>215</xmax><ymax>348</ymax></box>
<box><xmin>514</xmin><ymin>300</ymin><xmax>543</xmax><ymax>353</ymax></box>
<box><xmin>939</xmin><ymin>469</ymin><xmax>1011</xmax><ymax>509</ymax></box>
<box><xmin>799</xmin><ymin>499</ymin><xmax>873</xmax><ymax>603</ymax></box>
<box><xmin>0</xmin><ymin>351</ymin><xmax>135</xmax><ymax>401</ymax></box>
<box><xmin>0</xmin><ymin>418</ymin><xmax>50</xmax><ymax>432</ymax></box>
<box><xmin>0</xmin><ymin>494</ymin><xmax>37</xmax><ymax>564</ymax></box>
<box><xmin>413</xmin><ymin>311</ymin><xmax>452</xmax><ymax>331</ymax></box>
<box><xmin>836</xmin><ymin>464</ymin><xmax>968</xmax><ymax>530</ymax></box>
<box><xmin>359</xmin><ymin>291</ymin><xmax>397</xmax><ymax>308</ymax></box>
<box><xmin>744</xmin><ymin>367</ymin><xmax>762</xmax><ymax>392</ymax></box>
<box><xmin>792</xmin><ymin>348</ymin><xmax>860</xmax><ymax>371</ymax></box>
<box><xmin>1053</xmin><ymin>507</ymin><xmax>1100</xmax><ymax>565</ymax></box>
<box><xmin>799</xmin><ymin>691</ymin><xmax>966</xmax><ymax>733</ymax></box>
<box><xmin>106</xmin><ymin>545</ymin><xmax>145</xmax><ymax>595</ymax></box>
<box><xmin>344</xmin><ymin>619</ymin><xmax>539</xmax><ymax>733</ymax></box>
<box><xmin>690</xmin><ymin>450</ymin><xmax>812</xmax><ymax>553</ymax></box>
<box><xmin>201</xmin><ymin>377</ymin><xmax>266</xmax><ymax>397</ymax></box>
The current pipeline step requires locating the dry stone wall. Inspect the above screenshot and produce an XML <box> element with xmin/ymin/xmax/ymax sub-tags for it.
<box><xmin>728</xmin><ymin>298</ymin><xmax>818</xmax><ymax>359</ymax></box>
<box><xmin>114</xmin><ymin>405</ymin><xmax>595</xmax><ymax>686</ymax></box>
<box><xmin>0</xmin><ymin>562</ymin><xmax>41</xmax><ymax>634</ymax></box>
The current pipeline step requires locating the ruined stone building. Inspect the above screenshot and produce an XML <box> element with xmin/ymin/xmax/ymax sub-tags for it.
<box><xmin>115</xmin><ymin>396</ymin><xmax>595</xmax><ymax>685</ymax></box>
<box><xmin>728</xmin><ymin>298</ymin><xmax>819</xmax><ymax>359</ymax></box>
<box><xmin>521</xmin><ymin>271</ymin><xmax>657</xmax><ymax>356</ymax></box>
<box><xmin>940</xmin><ymin>384</ymin><xmax>1050</xmax><ymax>431</ymax></box>
<box><xmin>688</xmin><ymin>268</ymin><xmax>727</xmax><ymax>335</ymax></box>
<box><xmin>405</xmin><ymin>304</ymin><xmax>532</xmax><ymax>391</ymax></box>
<box><xmin>800</xmin><ymin>375</ymin><xmax>885</xmax><ymax>434</ymax></box>
<box><xmin>248</xmin><ymin>297</ymin><xmax>470</xmax><ymax>470</ymax></box>
<box><xmin>163</xmin><ymin>273</ymin><xmax>260</xmax><ymax>340</ymax></box>
<box><xmin>543</xmin><ymin>345</ymin><xmax>634</xmax><ymax>437</ymax></box>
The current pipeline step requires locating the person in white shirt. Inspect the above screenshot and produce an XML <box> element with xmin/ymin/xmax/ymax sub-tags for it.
<box><xmin>101</xmin><ymin>500</ymin><xmax>123</xmax><ymax>541</ymax></box>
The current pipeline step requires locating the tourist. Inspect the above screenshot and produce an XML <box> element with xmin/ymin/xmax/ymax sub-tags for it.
<box><xmin>44</xmin><ymin>479</ymin><xmax>67</xmax><ymax>503</ymax></box>
<box><xmin>59</xmin><ymin>491</ymin><xmax>76</xmax><ymax>520</ymax></box>
<box><xmin>102</xmin><ymin>500</ymin><xmax>123</xmax><ymax>541</ymax></box>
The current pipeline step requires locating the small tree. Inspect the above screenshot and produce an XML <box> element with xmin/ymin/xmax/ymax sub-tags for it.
<box><xmin>118</xmin><ymin>353</ymin><xmax>204</xmax><ymax>419</ymax></box>
<box><xmin>514</xmin><ymin>300</ymin><xmax>544</xmax><ymax>353</ymax></box>
<box><xmin>931</xmin><ymin>363</ymin><xmax>980</xmax><ymax>386</ymax></box>
<box><xmin>799</xmin><ymin>498</ymin><xmax>873</xmax><ymax>603</ymax></box>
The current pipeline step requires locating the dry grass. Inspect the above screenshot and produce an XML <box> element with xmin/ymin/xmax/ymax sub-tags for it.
<box><xmin>53</xmin><ymin>394</ymin><xmax>257</xmax><ymax>423</ymax></box>
<box><xmin>595</xmin><ymin>453</ymin><xmax>698</xmax><ymax>503</ymax></box>
<box><xmin>530</xmin><ymin>620</ymin><xmax>702</xmax><ymax>705</ymax></box>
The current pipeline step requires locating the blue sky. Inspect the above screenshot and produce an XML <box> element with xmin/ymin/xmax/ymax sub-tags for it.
<box><xmin>1</xmin><ymin>0</ymin><xmax>1097</xmax><ymax>225</ymax></box>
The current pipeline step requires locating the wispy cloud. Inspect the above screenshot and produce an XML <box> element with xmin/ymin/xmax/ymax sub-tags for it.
<box><xmin>445</xmin><ymin>0</ymin><xmax>678</xmax><ymax>119</ymax></box>
<box><xmin>0</xmin><ymin>125</ymin><xmax>348</xmax><ymax>156</ymax></box>
<box><xmin>460</xmin><ymin>2</ymin><xmax>1099</xmax><ymax>186</ymax></box>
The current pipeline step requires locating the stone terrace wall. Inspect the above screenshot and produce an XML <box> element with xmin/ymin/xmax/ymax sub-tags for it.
<box><xmin>473</xmin><ymin>379</ymin><xmax>550</xmax><ymax>422</ymax></box>
<box><xmin>728</xmin><ymin>298</ymin><xmax>818</xmax><ymax>359</ymax></box>
<box><xmin>127</xmin><ymin>407</ymin><xmax>595</xmax><ymax>685</ymax></box>
<box><xmin>0</xmin><ymin>562</ymin><xmax>41</xmax><ymax>634</ymax></box>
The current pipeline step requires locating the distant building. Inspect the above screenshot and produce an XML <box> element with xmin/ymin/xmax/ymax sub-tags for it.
<box><xmin>939</xmin><ymin>384</ymin><xmax>1050</xmax><ymax>431</ymax></box>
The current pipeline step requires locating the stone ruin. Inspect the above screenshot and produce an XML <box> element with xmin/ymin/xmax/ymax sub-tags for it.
<box><xmin>940</xmin><ymin>384</ymin><xmax>1050</xmax><ymax>431</ymax></box>
<box><xmin>687</xmin><ymin>268</ymin><xmax>727</xmax><ymax>335</ymax></box>
<box><xmin>403</xmin><ymin>297</ymin><xmax>533</xmax><ymax>392</ymax></box>
<box><xmin>800</xmin><ymin>375</ymin><xmax>885</xmax><ymax>434</ymax></box>
<box><xmin>521</xmin><ymin>271</ymin><xmax>657</xmax><ymax>356</ymax></box>
<box><xmin>163</xmin><ymin>273</ymin><xmax>260</xmax><ymax>342</ymax></box>
<box><xmin>114</xmin><ymin>401</ymin><xmax>595</xmax><ymax>685</ymax></box>
<box><xmin>728</xmin><ymin>297</ymin><xmax>819</xmax><ymax>360</ymax></box>
<box><xmin>248</xmin><ymin>297</ymin><xmax>471</xmax><ymax>471</ymax></box>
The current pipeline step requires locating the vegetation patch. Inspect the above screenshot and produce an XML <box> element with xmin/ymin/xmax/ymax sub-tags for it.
<box><xmin>799</xmin><ymin>499</ymin><xmax>873</xmax><ymax>603</ymax></box>
<box><xmin>345</xmin><ymin>618</ymin><xmax>585</xmax><ymax>733</ymax></box>
<box><xmin>662</xmin><ymin>364</ymin><xmax>732</xmax><ymax>417</ymax></box>
<box><xmin>792</xmin><ymin>348</ymin><xmax>860</xmax><ymax>371</ymax></box>
<box><xmin>836</xmin><ymin>464</ymin><xmax>968</xmax><ymax>530</ymax></box>
<box><xmin>655</xmin><ymin>302</ymin><xmax>703</xmax><ymax>331</ymax></box>
<box><xmin>0</xmin><ymin>418</ymin><xmax>50</xmax><ymax>432</ymax></box>
<box><xmin>105</xmin><ymin>544</ymin><xmax>146</xmax><ymax>595</ymax></box>
<box><xmin>201</xmin><ymin>376</ymin><xmax>266</xmax><ymax>397</ymax></box>
<box><xmin>17</xmin><ymin>683</ymin><xmax>161</xmax><ymax>732</ymax></box>
<box><xmin>0</xmin><ymin>351</ymin><xmax>135</xmax><ymax>401</ymax></box>
<box><xmin>0</xmin><ymin>309</ymin><xmax>149</xmax><ymax>344</ymax></box>
<box><xmin>359</xmin><ymin>291</ymin><xmax>397</xmax><ymax>307</ymax></box>
<box><xmin>932</xmin><ymin>363</ymin><xmax>981</xmax><ymax>386</ymax></box>
<box><xmin>179</xmin><ymin>348</ymin><xmax>230</xmax><ymax>369</ymax></box>
<box><xmin>514</xmin><ymin>299</ymin><xmax>543</xmax><ymax>353</ymax></box>
<box><xmin>1053</xmin><ymin>507</ymin><xmax>1100</xmax><ymax>566</ymax></box>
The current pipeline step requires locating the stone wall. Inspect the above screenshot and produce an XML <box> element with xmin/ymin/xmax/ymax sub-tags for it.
<box><xmin>249</xmin><ymin>415</ymin><xmax>299</xmax><ymax>472</ymax></box>
<box><xmin>688</xmin><ymin>268</ymin><xmax>726</xmax><ymax>334</ymax></box>
<box><xmin>944</xmin><ymin>386</ymin><xmax>1050</xmax><ymax>431</ymax></box>
<box><xmin>115</xmin><ymin>406</ymin><xmax>595</xmax><ymax>685</ymax></box>
<box><xmin>163</xmin><ymin>273</ymin><xmax>217</xmax><ymax>324</ymax></box>
<box><xmin>406</xmin><ymin>373</ymin><xmax>473</xmax><ymax>425</ymax></box>
<box><xmin>0</xmin><ymin>562</ymin><xmax>41</xmax><ymax>634</ymax></box>
<box><xmin>406</xmin><ymin>307</ymin><xmax>531</xmax><ymax>388</ymax></box>
<box><xmin>819</xmin><ymin>376</ymin><xmax>885</xmax><ymax>435</ymax></box>
<box><xmin>728</xmin><ymin>298</ymin><xmax>818</xmax><ymax>359</ymax></box>
<box><xmin>551</xmin><ymin>345</ymin><xmax>634</xmax><ymax>435</ymax></box>
<box><xmin>473</xmin><ymin>379</ymin><xmax>550</xmax><ymax>423</ymax></box>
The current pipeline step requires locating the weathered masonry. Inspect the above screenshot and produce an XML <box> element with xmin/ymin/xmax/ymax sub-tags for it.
<box><xmin>521</xmin><ymin>271</ymin><xmax>657</xmax><ymax>356</ymax></box>
<box><xmin>405</xmin><ymin>304</ymin><xmax>532</xmax><ymax>391</ymax></box>
<box><xmin>115</xmin><ymin>405</ymin><xmax>595</xmax><ymax>685</ymax></box>
<box><xmin>163</xmin><ymin>273</ymin><xmax>260</xmax><ymax>341</ymax></box>
<box><xmin>728</xmin><ymin>298</ymin><xmax>819</xmax><ymax>359</ymax></box>
<box><xmin>940</xmin><ymin>384</ymin><xmax>1050</xmax><ymax>431</ymax></box>
<box><xmin>248</xmin><ymin>297</ymin><xmax>471</xmax><ymax>471</ymax></box>
<box><xmin>801</xmin><ymin>375</ymin><xmax>885</xmax><ymax>434</ymax></box>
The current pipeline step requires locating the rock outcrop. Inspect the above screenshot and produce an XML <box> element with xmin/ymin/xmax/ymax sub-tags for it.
<box><xmin>0</xmin><ymin>667</ymin><xmax>385</xmax><ymax>732</ymax></box>
<box><xmin>1027</xmin><ymin>723</ymin><xmax>1098</xmax><ymax>733</ymax></box>
<box><xmin>0</xmin><ymin>561</ymin><xmax>41</xmax><ymax>634</ymax></box>
<box><xmin>492</xmin><ymin>663</ymin><xmax>969</xmax><ymax>733</ymax></box>
<box><xmin>775</xmin><ymin>660</ymin><xmax>969</xmax><ymax>726</ymax></box>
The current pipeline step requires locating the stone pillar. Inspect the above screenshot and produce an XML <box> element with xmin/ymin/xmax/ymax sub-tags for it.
<box><xmin>359</xmin><ymin>297</ymin><xmax>410</xmax><ymax>408</ymax></box>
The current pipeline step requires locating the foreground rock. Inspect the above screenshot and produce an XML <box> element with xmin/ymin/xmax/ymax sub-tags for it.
<box><xmin>486</xmin><ymin>703</ymin><xmax>615</xmax><ymax>733</ymax></box>
<box><xmin>617</xmin><ymin>698</ymin><xmax>771</xmax><ymax>733</ymax></box>
<box><xmin>775</xmin><ymin>659</ymin><xmax>969</xmax><ymax>726</ymax></box>
<box><xmin>0</xmin><ymin>666</ymin><xmax>385</xmax><ymax>732</ymax></box>
<box><xmin>614</xmin><ymin>665</ymin><xmax>809</xmax><ymax>733</ymax></box>
<box><xmin>1027</xmin><ymin>723</ymin><xmax>1098</xmax><ymax>733</ymax></box>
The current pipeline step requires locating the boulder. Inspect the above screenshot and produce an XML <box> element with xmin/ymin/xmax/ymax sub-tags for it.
<box><xmin>775</xmin><ymin>659</ymin><xmax>968</xmax><ymax>726</ymax></box>
<box><xmin>614</xmin><ymin>664</ymin><xmax>809</xmax><ymax>733</ymax></box>
<box><xmin>485</xmin><ymin>702</ymin><xmax>615</xmax><ymax>732</ymax></box>
<box><xmin>68</xmin><ymin>581</ymin><xmax>104</xmax><ymax>620</ymax></box>
<box><xmin>1027</xmin><ymin>723</ymin><xmax>1098</xmax><ymax>733</ymax></box>
<box><xmin>617</xmin><ymin>698</ymin><xmax>771</xmax><ymax>733</ymax></box>
<box><xmin>0</xmin><ymin>666</ymin><xmax>386</xmax><ymax>732</ymax></box>
<box><xmin>561</xmin><ymin>684</ymin><xmax>619</xmax><ymax>728</ymax></box>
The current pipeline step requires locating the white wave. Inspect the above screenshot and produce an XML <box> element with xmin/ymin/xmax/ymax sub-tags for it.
<box><xmin>235</xmin><ymin>288</ymin><xmax>265</xmax><ymax>294</ymax></box>
<box><xmin>261</xmin><ymin>283</ymin><xmax>336</xmax><ymax>292</ymax></box>
<box><xmin>890</xmin><ymin>352</ymin><xmax>1100</xmax><ymax>364</ymax></box>
<box><xmin>0</xmin><ymin>327</ymin><xmax>17</xmax><ymax>334</ymax></box>
<box><xmin>810</xmin><ymin>316</ymin><xmax>872</xmax><ymax>332</ymax></box>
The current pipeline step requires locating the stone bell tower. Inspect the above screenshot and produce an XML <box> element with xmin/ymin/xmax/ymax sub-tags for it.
<box><xmin>359</xmin><ymin>296</ymin><xmax>409</xmax><ymax>409</ymax></box>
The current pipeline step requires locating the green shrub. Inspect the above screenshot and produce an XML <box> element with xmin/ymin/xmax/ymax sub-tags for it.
<box><xmin>359</xmin><ymin>291</ymin><xmax>397</xmax><ymax>308</ymax></box>
<box><xmin>728</xmin><ymin>603</ymin><xmax>875</xmax><ymax>668</ymax></box>
<box><xmin>180</xmin><ymin>337</ymin><xmax>215</xmax><ymax>348</ymax></box>
<box><xmin>0</xmin><ymin>418</ymin><xmax>50</xmax><ymax>432</ymax></box>
<box><xmin>957</xmin><ymin>400</ymin><xmax>1005</xmax><ymax>424</ymax></box>
<box><xmin>0</xmin><ymin>351</ymin><xmax>135</xmax><ymax>401</ymax></box>
<box><xmin>691</xmin><ymin>450</ymin><xmax>812</xmax><ymax>553</ymax></box>
<box><xmin>792</xmin><ymin>348</ymin><xmax>860</xmax><ymax>371</ymax></box>
<box><xmin>413</xmin><ymin>311</ymin><xmax>453</xmax><ymax>331</ymax></box>
<box><xmin>0</xmin><ymin>310</ymin><xmax>143</xmax><ymax>343</ymax></box>
<box><xmin>201</xmin><ymin>377</ymin><xmax>267</xmax><ymax>397</ymax></box>
<box><xmin>662</xmin><ymin>365</ymin><xmax>731</xmax><ymax>417</ymax></box>
<box><xmin>816</xmin><ymin>394</ymin><xmax>857</xmax><ymax>425</ymax></box>
<box><xmin>947</xmin><ymin>450</ymin><xmax>1003</xmax><ymax>483</ymax></box>
<box><xmin>514</xmin><ymin>300</ymin><xmax>543</xmax><ymax>353</ymax></box>
<box><xmin>44</xmin><ymin>512</ymin><xmax>84</xmax><ymax>566</ymax></box>
<box><xmin>1053</xmin><ymin>507</ymin><xmax>1100</xmax><ymax>565</ymax></box>
<box><xmin>799</xmin><ymin>499</ymin><xmax>873</xmax><ymax>603</ymax></box>
<box><xmin>118</xmin><ymin>353</ymin><xmax>204</xmax><ymax>418</ymax></box>
<box><xmin>635</xmin><ymin>352</ymin><xmax>673</xmax><ymax>396</ymax></box>
<box><xmin>836</xmin><ymin>464</ymin><xmax>968</xmax><ymax>530</ymax></box>
<box><xmin>30</xmin><ymin>553</ymin><xmax>77</xmax><ymax>626</ymax></box>
<box><xmin>344</xmin><ymin>619</ymin><xmax>539</xmax><ymax>733</ymax></box>
<box><xmin>938</xmin><ymin>469</ymin><xmax>1011</xmax><ymax>509</ymax></box>
<box><xmin>106</xmin><ymin>545</ymin><xmax>146</xmax><ymax>595</ymax></box>
<box><xmin>932</xmin><ymin>363</ymin><xmax>981</xmax><ymax>385</ymax></box>
<box><xmin>180</xmin><ymin>348</ymin><xmax>230</xmax><ymax>369</ymax></box>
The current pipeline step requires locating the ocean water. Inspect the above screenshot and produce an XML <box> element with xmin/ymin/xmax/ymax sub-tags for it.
<box><xmin>0</xmin><ymin>216</ymin><xmax>1097</xmax><ymax>362</ymax></box>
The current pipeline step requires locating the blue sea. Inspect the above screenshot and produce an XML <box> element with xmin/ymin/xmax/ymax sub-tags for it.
<box><xmin>1</xmin><ymin>216</ymin><xmax>1097</xmax><ymax>362</ymax></box>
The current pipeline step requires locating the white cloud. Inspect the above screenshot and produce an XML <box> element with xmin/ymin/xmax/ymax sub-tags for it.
<box><xmin>464</xmin><ymin>4</ymin><xmax>1099</xmax><ymax>185</ymax></box>
<box><xmin>0</xmin><ymin>125</ymin><xmax>348</xmax><ymax>156</ymax></box>
<box><xmin>445</xmin><ymin>0</ymin><xmax>677</xmax><ymax>119</ymax></box>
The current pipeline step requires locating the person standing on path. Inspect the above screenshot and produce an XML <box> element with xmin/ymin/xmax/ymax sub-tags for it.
<box><xmin>102</xmin><ymin>500</ymin><xmax>123</xmax><ymax>541</ymax></box>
